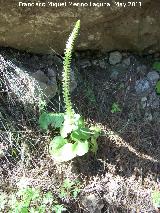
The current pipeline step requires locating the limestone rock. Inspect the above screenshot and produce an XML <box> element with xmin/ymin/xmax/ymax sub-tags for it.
<box><xmin>136</xmin><ymin>65</ymin><xmax>148</xmax><ymax>74</ymax></box>
<box><xmin>82</xmin><ymin>194</ymin><xmax>104</xmax><ymax>213</ymax></box>
<box><xmin>99</xmin><ymin>59</ymin><xmax>107</xmax><ymax>69</ymax></box>
<box><xmin>122</xmin><ymin>57</ymin><xmax>131</xmax><ymax>67</ymax></box>
<box><xmin>148</xmin><ymin>91</ymin><xmax>160</xmax><ymax>109</ymax></box>
<box><xmin>31</xmin><ymin>70</ymin><xmax>57</xmax><ymax>101</ymax></box>
<box><xmin>140</xmin><ymin>92</ymin><xmax>160</xmax><ymax>109</ymax></box>
<box><xmin>109</xmin><ymin>51</ymin><xmax>122</xmax><ymax>65</ymax></box>
<box><xmin>135</xmin><ymin>79</ymin><xmax>151</xmax><ymax>96</ymax></box>
<box><xmin>110</xmin><ymin>64</ymin><xmax>126</xmax><ymax>80</ymax></box>
<box><xmin>0</xmin><ymin>1</ymin><xmax>160</xmax><ymax>53</ymax></box>
<box><xmin>147</xmin><ymin>71</ymin><xmax>159</xmax><ymax>86</ymax></box>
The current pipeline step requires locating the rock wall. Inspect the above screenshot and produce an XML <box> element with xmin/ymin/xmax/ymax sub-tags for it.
<box><xmin>0</xmin><ymin>0</ymin><xmax>160</xmax><ymax>54</ymax></box>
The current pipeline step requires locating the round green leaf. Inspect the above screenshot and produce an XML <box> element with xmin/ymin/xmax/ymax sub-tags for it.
<box><xmin>49</xmin><ymin>136</ymin><xmax>67</xmax><ymax>155</ymax></box>
<box><xmin>39</xmin><ymin>112</ymin><xmax>64</xmax><ymax>130</ymax></box>
<box><xmin>73</xmin><ymin>141</ymin><xmax>89</xmax><ymax>156</ymax></box>
<box><xmin>52</xmin><ymin>143</ymin><xmax>76</xmax><ymax>162</ymax></box>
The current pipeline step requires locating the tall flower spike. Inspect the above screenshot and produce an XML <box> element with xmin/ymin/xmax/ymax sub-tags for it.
<box><xmin>62</xmin><ymin>20</ymin><xmax>80</xmax><ymax>119</ymax></box>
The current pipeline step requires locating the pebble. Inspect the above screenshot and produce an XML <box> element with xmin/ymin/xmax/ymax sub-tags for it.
<box><xmin>110</xmin><ymin>64</ymin><xmax>126</xmax><ymax>80</ymax></box>
<box><xmin>136</xmin><ymin>65</ymin><xmax>147</xmax><ymax>74</ymax></box>
<box><xmin>109</xmin><ymin>51</ymin><xmax>122</xmax><ymax>65</ymax></box>
<box><xmin>145</xmin><ymin>111</ymin><xmax>153</xmax><ymax>121</ymax></box>
<box><xmin>122</xmin><ymin>57</ymin><xmax>130</xmax><ymax>67</ymax></box>
<box><xmin>92</xmin><ymin>59</ymin><xmax>99</xmax><ymax>66</ymax></box>
<box><xmin>80</xmin><ymin>59</ymin><xmax>91</xmax><ymax>68</ymax></box>
<box><xmin>110</xmin><ymin>70</ymin><xmax>119</xmax><ymax>80</ymax></box>
<box><xmin>140</xmin><ymin>92</ymin><xmax>160</xmax><ymax>109</ymax></box>
<box><xmin>135</xmin><ymin>79</ymin><xmax>151</xmax><ymax>96</ymax></box>
<box><xmin>148</xmin><ymin>91</ymin><xmax>160</xmax><ymax>109</ymax></box>
<box><xmin>82</xmin><ymin>194</ymin><xmax>104</xmax><ymax>213</ymax></box>
<box><xmin>147</xmin><ymin>71</ymin><xmax>159</xmax><ymax>86</ymax></box>
<box><xmin>99</xmin><ymin>59</ymin><xmax>106</xmax><ymax>69</ymax></box>
<box><xmin>141</xmin><ymin>97</ymin><xmax>148</xmax><ymax>109</ymax></box>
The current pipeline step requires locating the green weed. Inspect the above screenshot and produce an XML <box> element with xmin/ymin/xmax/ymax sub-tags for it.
<box><xmin>156</xmin><ymin>80</ymin><xmax>160</xmax><ymax>95</ymax></box>
<box><xmin>59</xmin><ymin>178</ymin><xmax>81</xmax><ymax>199</ymax></box>
<box><xmin>152</xmin><ymin>61</ymin><xmax>160</xmax><ymax>72</ymax></box>
<box><xmin>111</xmin><ymin>102</ymin><xmax>122</xmax><ymax>113</ymax></box>
<box><xmin>0</xmin><ymin>187</ymin><xmax>66</xmax><ymax>213</ymax></box>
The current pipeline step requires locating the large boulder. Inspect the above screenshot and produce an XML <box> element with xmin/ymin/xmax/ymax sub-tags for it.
<box><xmin>0</xmin><ymin>0</ymin><xmax>160</xmax><ymax>54</ymax></box>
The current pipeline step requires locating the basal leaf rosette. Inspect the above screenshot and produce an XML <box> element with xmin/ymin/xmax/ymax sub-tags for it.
<box><xmin>49</xmin><ymin>136</ymin><xmax>89</xmax><ymax>162</ymax></box>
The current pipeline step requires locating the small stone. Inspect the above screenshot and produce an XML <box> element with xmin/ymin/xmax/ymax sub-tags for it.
<box><xmin>109</xmin><ymin>51</ymin><xmax>122</xmax><ymax>65</ymax></box>
<box><xmin>82</xmin><ymin>194</ymin><xmax>104</xmax><ymax>213</ymax></box>
<box><xmin>145</xmin><ymin>111</ymin><xmax>153</xmax><ymax>121</ymax></box>
<box><xmin>99</xmin><ymin>59</ymin><xmax>106</xmax><ymax>69</ymax></box>
<box><xmin>154</xmin><ymin>53</ymin><xmax>160</xmax><ymax>58</ymax></box>
<box><xmin>110</xmin><ymin>71</ymin><xmax>119</xmax><ymax>80</ymax></box>
<box><xmin>136</xmin><ymin>65</ymin><xmax>147</xmax><ymax>74</ymax></box>
<box><xmin>92</xmin><ymin>59</ymin><xmax>99</xmax><ymax>66</ymax></box>
<box><xmin>122</xmin><ymin>57</ymin><xmax>130</xmax><ymax>67</ymax></box>
<box><xmin>135</xmin><ymin>79</ymin><xmax>151</xmax><ymax>96</ymax></box>
<box><xmin>141</xmin><ymin>97</ymin><xmax>148</xmax><ymax>109</ymax></box>
<box><xmin>110</xmin><ymin>64</ymin><xmax>126</xmax><ymax>80</ymax></box>
<box><xmin>148</xmin><ymin>49</ymin><xmax>155</xmax><ymax>54</ymax></box>
<box><xmin>147</xmin><ymin>71</ymin><xmax>159</xmax><ymax>86</ymax></box>
<box><xmin>122</xmin><ymin>52</ymin><xmax>128</xmax><ymax>57</ymax></box>
<box><xmin>148</xmin><ymin>91</ymin><xmax>160</xmax><ymax>109</ymax></box>
<box><xmin>80</xmin><ymin>59</ymin><xmax>91</xmax><ymax>68</ymax></box>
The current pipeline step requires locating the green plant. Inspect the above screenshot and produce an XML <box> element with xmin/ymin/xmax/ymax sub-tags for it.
<box><xmin>52</xmin><ymin>204</ymin><xmax>66</xmax><ymax>213</ymax></box>
<box><xmin>152</xmin><ymin>61</ymin><xmax>160</xmax><ymax>72</ymax></box>
<box><xmin>59</xmin><ymin>178</ymin><xmax>81</xmax><ymax>199</ymax></box>
<box><xmin>9</xmin><ymin>187</ymin><xmax>41</xmax><ymax>213</ymax></box>
<box><xmin>151</xmin><ymin>190</ymin><xmax>160</xmax><ymax>209</ymax></box>
<box><xmin>111</xmin><ymin>102</ymin><xmax>122</xmax><ymax>113</ymax></box>
<box><xmin>39</xmin><ymin>20</ymin><xmax>101</xmax><ymax>162</ymax></box>
<box><xmin>1</xmin><ymin>187</ymin><xmax>66</xmax><ymax>213</ymax></box>
<box><xmin>156</xmin><ymin>80</ymin><xmax>160</xmax><ymax>95</ymax></box>
<box><xmin>38</xmin><ymin>98</ymin><xmax>47</xmax><ymax>113</ymax></box>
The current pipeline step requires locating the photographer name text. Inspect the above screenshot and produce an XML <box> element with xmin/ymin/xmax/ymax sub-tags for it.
<box><xmin>18</xmin><ymin>1</ymin><xmax>142</xmax><ymax>7</ymax></box>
